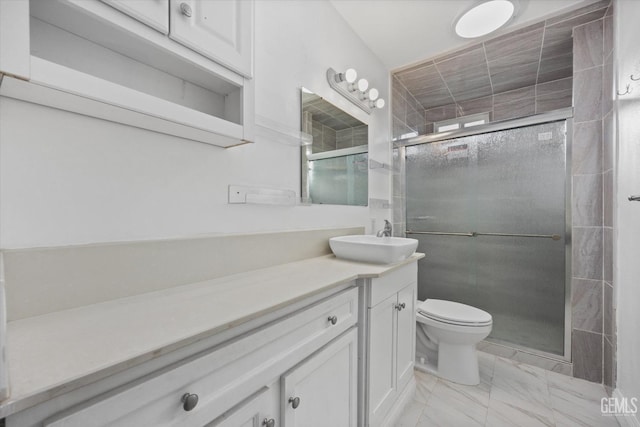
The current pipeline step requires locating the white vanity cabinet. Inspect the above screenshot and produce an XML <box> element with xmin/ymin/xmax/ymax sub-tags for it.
<box><xmin>281</xmin><ymin>329</ymin><xmax>358</xmax><ymax>427</ymax></box>
<box><xmin>212</xmin><ymin>384</ymin><xmax>279</xmax><ymax>427</ymax></box>
<box><xmin>0</xmin><ymin>0</ymin><xmax>255</xmax><ymax>147</ymax></box>
<box><xmin>169</xmin><ymin>0</ymin><xmax>253</xmax><ymax>78</ymax></box>
<box><xmin>9</xmin><ymin>286</ymin><xmax>358</xmax><ymax>427</ymax></box>
<box><xmin>362</xmin><ymin>263</ymin><xmax>417</xmax><ymax>427</ymax></box>
<box><xmin>100</xmin><ymin>0</ymin><xmax>169</xmax><ymax>34</ymax></box>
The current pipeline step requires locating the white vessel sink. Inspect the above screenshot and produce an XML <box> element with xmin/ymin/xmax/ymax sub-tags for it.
<box><xmin>329</xmin><ymin>235</ymin><xmax>419</xmax><ymax>264</ymax></box>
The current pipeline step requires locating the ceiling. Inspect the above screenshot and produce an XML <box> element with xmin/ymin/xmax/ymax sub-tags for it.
<box><xmin>330</xmin><ymin>0</ymin><xmax>597</xmax><ymax>70</ymax></box>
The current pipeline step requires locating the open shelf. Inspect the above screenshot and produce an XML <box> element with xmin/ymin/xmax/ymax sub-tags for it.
<box><xmin>0</xmin><ymin>0</ymin><xmax>253</xmax><ymax>148</ymax></box>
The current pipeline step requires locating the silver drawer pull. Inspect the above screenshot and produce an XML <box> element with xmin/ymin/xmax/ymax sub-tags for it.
<box><xmin>180</xmin><ymin>2</ymin><xmax>192</xmax><ymax>17</ymax></box>
<box><xmin>289</xmin><ymin>396</ymin><xmax>301</xmax><ymax>409</ymax></box>
<box><xmin>395</xmin><ymin>302</ymin><xmax>406</xmax><ymax>311</ymax></box>
<box><xmin>328</xmin><ymin>315</ymin><xmax>338</xmax><ymax>325</ymax></box>
<box><xmin>263</xmin><ymin>418</ymin><xmax>276</xmax><ymax>427</ymax></box>
<box><xmin>181</xmin><ymin>392</ymin><xmax>199</xmax><ymax>411</ymax></box>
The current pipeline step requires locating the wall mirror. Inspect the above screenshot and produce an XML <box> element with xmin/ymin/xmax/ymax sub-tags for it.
<box><xmin>300</xmin><ymin>88</ymin><xmax>368</xmax><ymax>206</ymax></box>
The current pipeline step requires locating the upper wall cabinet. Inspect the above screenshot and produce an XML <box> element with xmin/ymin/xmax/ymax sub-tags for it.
<box><xmin>169</xmin><ymin>0</ymin><xmax>253</xmax><ymax>78</ymax></box>
<box><xmin>100</xmin><ymin>0</ymin><xmax>169</xmax><ymax>34</ymax></box>
<box><xmin>0</xmin><ymin>0</ymin><xmax>255</xmax><ymax>148</ymax></box>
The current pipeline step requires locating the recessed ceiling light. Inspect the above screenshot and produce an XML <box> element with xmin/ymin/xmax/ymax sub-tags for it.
<box><xmin>455</xmin><ymin>0</ymin><xmax>516</xmax><ymax>39</ymax></box>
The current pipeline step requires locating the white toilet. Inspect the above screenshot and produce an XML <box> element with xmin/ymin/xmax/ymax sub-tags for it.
<box><xmin>415</xmin><ymin>299</ymin><xmax>492</xmax><ymax>386</ymax></box>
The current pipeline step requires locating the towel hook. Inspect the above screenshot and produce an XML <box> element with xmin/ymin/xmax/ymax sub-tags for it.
<box><xmin>617</xmin><ymin>83</ymin><xmax>632</xmax><ymax>96</ymax></box>
<box><xmin>631</xmin><ymin>74</ymin><xmax>640</xmax><ymax>81</ymax></box>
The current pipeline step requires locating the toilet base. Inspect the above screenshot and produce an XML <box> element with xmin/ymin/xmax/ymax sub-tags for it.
<box><xmin>436</xmin><ymin>342</ymin><xmax>480</xmax><ymax>385</ymax></box>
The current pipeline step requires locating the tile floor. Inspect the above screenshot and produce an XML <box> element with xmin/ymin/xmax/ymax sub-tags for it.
<box><xmin>396</xmin><ymin>352</ymin><xmax>620</xmax><ymax>427</ymax></box>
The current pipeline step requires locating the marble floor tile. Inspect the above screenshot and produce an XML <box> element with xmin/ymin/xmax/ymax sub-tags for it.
<box><xmin>395</xmin><ymin>398</ymin><xmax>427</xmax><ymax>427</ymax></box>
<box><xmin>491</xmin><ymin>357</ymin><xmax>552</xmax><ymax>409</ymax></box>
<box><xmin>400</xmin><ymin>355</ymin><xmax>614</xmax><ymax>427</ymax></box>
<box><xmin>415</xmin><ymin>370</ymin><xmax>438</xmax><ymax>403</ymax></box>
<box><xmin>478</xmin><ymin>351</ymin><xmax>496</xmax><ymax>384</ymax></box>
<box><xmin>547</xmin><ymin>371</ymin><xmax>619</xmax><ymax>427</ymax></box>
<box><xmin>486</xmin><ymin>397</ymin><xmax>556</xmax><ymax>427</ymax></box>
<box><xmin>417</xmin><ymin>382</ymin><xmax>488</xmax><ymax>427</ymax></box>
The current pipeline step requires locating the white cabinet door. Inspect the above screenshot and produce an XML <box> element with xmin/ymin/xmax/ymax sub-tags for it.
<box><xmin>0</xmin><ymin>0</ymin><xmax>30</xmax><ymax>79</ymax></box>
<box><xmin>169</xmin><ymin>0</ymin><xmax>253</xmax><ymax>77</ymax></box>
<box><xmin>366</xmin><ymin>275</ymin><xmax>418</xmax><ymax>426</ymax></box>
<box><xmin>367</xmin><ymin>294</ymin><xmax>397</xmax><ymax>425</ymax></box>
<box><xmin>396</xmin><ymin>283</ymin><xmax>416</xmax><ymax>391</ymax></box>
<box><xmin>281</xmin><ymin>329</ymin><xmax>357</xmax><ymax>427</ymax></box>
<box><xmin>101</xmin><ymin>0</ymin><xmax>169</xmax><ymax>34</ymax></box>
<box><xmin>211</xmin><ymin>385</ymin><xmax>279</xmax><ymax>427</ymax></box>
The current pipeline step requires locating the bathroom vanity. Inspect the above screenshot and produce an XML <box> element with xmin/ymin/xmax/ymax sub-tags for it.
<box><xmin>0</xmin><ymin>231</ymin><xmax>422</xmax><ymax>427</ymax></box>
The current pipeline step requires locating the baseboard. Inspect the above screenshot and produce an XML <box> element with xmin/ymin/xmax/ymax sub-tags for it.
<box><xmin>613</xmin><ymin>388</ymin><xmax>640</xmax><ymax>427</ymax></box>
<box><xmin>381</xmin><ymin>376</ymin><xmax>416</xmax><ymax>427</ymax></box>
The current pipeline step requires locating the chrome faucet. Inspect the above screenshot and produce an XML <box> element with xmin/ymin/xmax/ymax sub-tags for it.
<box><xmin>376</xmin><ymin>220</ymin><xmax>392</xmax><ymax>237</ymax></box>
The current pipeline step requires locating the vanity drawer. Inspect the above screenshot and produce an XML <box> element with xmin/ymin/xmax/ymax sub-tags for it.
<box><xmin>43</xmin><ymin>286</ymin><xmax>358</xmax><ymax>427</ymax></box>
<box><xmin>369</xmin><ymin>263</ymin><xmax>417</xmax><ymax>308</ymax></box>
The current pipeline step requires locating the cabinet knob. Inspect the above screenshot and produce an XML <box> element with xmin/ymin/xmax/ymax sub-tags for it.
<box><xmin>181</xmin><ymin>393</ymin><xmax>199</xmax><ymax>411</ymax></box>
<box><xmin>328</xmin><ymin>315</ymin><xmax>338</xmax><ymax>325</ymax></box>
<box><xmin>396</xmin><ymin>302</ymin><xmax>406</xmax><ymax>311</ymax></box>
<box><xmin>180</xmin><ymin>2</ymin><xmax>193</xmax><ymax>17</ymax></box>
<box><xmin>288</xmin><ymin>396</ymin><xmax>301</xmax><ymax>409</ymax></box>
<box><xmin>263</xmin><ymin>418</ymin><xmax>276</xmax><ymax>427</ymax></box>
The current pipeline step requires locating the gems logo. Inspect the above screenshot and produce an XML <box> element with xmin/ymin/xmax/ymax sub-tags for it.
<box><xmin>601</xmin><ymin>397</ymin><xmax>638</xmax><ymax>416</ymax></box>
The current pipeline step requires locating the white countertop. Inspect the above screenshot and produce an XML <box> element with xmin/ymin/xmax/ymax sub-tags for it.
<box><xmin>1</xmin><ymin>253</ymin><xmax>423</xmax><ymax>418</ymax></box>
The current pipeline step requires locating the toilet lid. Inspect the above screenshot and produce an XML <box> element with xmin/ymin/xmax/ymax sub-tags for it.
<box><xmin>417</xmin><ymin>299</ymin><xmax>492</xmax><ymax>326</ymax></box>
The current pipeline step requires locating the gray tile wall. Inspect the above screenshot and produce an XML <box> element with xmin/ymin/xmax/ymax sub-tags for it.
<box><xmin>392</xmin><ymin>76</ymin><xmax>428</xmax><ymax>140</ymax></box>
<box><xmin>601</xmin><ymin>4</ymin><xmax>616</xmax><ymax>395</ymax></box>
<box><xmin>392</xmin><ymin>79</ymin><xmax>421</xmax><ymax>235</ymax></box>
<box><xmin>336</xmin><ymin>125</ymin><xmax>368</xmax><ymax>150</ymax></box>
<box><xmin>570</xmin><ymin>5</ymin><xmax>615</xmax><ymax>388</ymax></box>
<box><xmin>415</xmin><ymin>78</ymin><xmax>573</xmax><ymax>133</ymax></box>
<box><xmin>311</xmin><ymin>119</ymin><xmax>337</xmax><ymax>153</ymax></box>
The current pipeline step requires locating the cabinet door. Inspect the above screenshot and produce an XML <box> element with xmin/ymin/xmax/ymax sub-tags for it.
<box><xmin>367</xmin><ymin>294</ymin><xmax>397</xmax><ymax>426</ymax></box>
<box><xmin>0</xmin><ymin>0</ymin><xmax>30</xmax><ymax>79</ymax></box>
<box><xmin>169</xmin><ymin>0</ymin><xmax>253</xmax><ymax>77</ymax></box>
<box><xmin>210</xmin><ymin>385</ymin><xmax>279</xmax><ymax>427</ymax></box>
<box><xmin>395</xmin><ymin>283</ymin><xmax>416</xmax><ymax>390</ymax></box>
<box><xmin>281</xmin><ymin>329</ymin><xmax>357</xmax><ymax>427</ymax></box>
<box><xmin>101</xmin><ymin>0</ymin><xmax>169</xmax><ymax>34</ymax></box>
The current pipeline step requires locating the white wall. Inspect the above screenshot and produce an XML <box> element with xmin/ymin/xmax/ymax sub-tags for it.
<box><xmin>0</xmin><ymin>0</ymin><xmax>390</xmax><ymax>249</ymax></box>
<box><xmin>614</xmin><ymin>0</ymin><xmax>640</xmax><ymax>413</ymax></box>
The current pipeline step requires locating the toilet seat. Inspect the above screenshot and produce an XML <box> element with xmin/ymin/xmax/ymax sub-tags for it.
<box><xmin>417</xmin><ymin>299</ymin><xmax>492</xmax><ymax>327</ymax></box>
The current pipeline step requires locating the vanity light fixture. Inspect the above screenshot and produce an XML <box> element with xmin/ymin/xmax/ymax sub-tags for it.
<box><xmin>327</xmin><ymin>67</ymin><xmax>385</xmax><ymax>114</ymax></box>
<box><xmin>454</xmin><ymin>0</ymin><xmax>517</xmax><ymax>39</ymax></box>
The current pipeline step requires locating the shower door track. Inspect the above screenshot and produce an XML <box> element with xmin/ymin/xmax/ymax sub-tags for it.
<box><xmin>400</xmin><ymin>109</ymin><xmax>574</xmax><ymax>363</ymax></box>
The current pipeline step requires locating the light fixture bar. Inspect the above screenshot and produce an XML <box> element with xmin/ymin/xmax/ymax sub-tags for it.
<box><xmin>327</xmin><ymin>68</ymin><xmax>385</xmax><ymax>114</ymax></box>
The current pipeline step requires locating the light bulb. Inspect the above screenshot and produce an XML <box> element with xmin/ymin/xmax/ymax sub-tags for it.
<box><xmin>335</xmin><ymin>68</ymin><xmax>358</xmax><ymax>84</ymax></box>
<box><xmin>368</xmin><ymin>88</ymin><xmax>379</xmax><ymax>101</ymax></box>
<box><xmin>357</xmin><ymin>78</ymin><xmax>369</xmax><ymax>92</ymax></box>
<box><xmin>375</xmin><ymin>98</ymin><xmax>385</xmax><ymax>109</ymax></box>
<box><xmin>344</xmin><ymin>68</ymin><xmax>357</xmax><ymax>83</ymax></box>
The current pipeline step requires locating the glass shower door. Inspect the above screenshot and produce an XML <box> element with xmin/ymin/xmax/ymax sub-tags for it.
<box><xmin>406</xmin><ymin>121</ymin><xmax>567</xmax><ymax>356</ymax></box>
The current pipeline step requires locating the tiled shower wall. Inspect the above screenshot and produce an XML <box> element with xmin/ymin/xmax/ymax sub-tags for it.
<box><xmin>392</xmin><ymin>76</ymin><xmax>573</xmax><ymax>139</ymax></box>
<box><xmin>570</xmin><ymin>5</ymin><xmax>615</xmax><ymax>388</ymax></box>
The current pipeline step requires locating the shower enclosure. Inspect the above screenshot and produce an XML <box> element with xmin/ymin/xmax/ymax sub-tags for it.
<box><xmin>405</xmin><ymin>119</ymin><xmax>569</xmax><ymax>358</ymax></box>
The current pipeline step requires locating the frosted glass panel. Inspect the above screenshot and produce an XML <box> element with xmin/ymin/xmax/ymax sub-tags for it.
<box><xmin>407</xmin><ymin>121</ymin><xmax>567</xmax><ymax>355</ymax></box>
<box><xmin>309</xmin><ymin>153</ymin><xmax>368</xmax><ymax>206</ymax></box>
